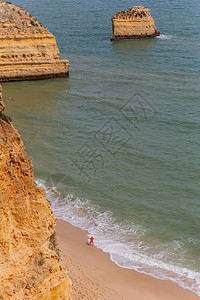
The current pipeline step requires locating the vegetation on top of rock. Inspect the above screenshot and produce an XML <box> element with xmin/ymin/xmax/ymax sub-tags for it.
<box><xmin>0</xmin><ymin>0</ymin><xmax>49</xmax><ymax>37</ymax></box>
<box><xmin>113</xmin><ymin>6</ymin><xmax>150</xmax><ymax>20</ymax></box>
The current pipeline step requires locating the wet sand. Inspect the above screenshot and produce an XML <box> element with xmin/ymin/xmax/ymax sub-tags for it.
<box><xmin>56</xmin><ymin>219</ymin><xmax>199</xmax><ymax>300</ymax></box>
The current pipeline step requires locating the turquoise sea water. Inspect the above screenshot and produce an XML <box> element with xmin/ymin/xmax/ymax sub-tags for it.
<box><xmin>5</xmin><ymin>0</ymin><xmax>200</xmax><ymax>295</ymax></box>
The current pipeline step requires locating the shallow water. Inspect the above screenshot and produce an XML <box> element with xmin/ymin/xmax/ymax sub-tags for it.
<box><xmin>5</xmin><ymin>0</ymin><xmax>200</xmax><ymax>295</ymax></box>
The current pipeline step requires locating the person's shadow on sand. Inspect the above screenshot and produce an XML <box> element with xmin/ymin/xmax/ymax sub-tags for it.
<box><xmin>86</xmin><ymin>242</ymin><xmax>90</xmax><ymax>246</ymax></box>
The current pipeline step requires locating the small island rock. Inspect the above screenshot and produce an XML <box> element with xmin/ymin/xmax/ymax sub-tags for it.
<box><xmin>111</xmin><ymin>6</ymin><xmax>160</xmax><ymax>41</ymax></box>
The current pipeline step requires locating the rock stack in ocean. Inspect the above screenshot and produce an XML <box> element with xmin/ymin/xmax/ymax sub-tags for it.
<box><xmin>0</xmin><ymin>0</ymin><xmax>69</xmax><ymax>81</ymax></box>
<box><xmin>0</xmin><ymin>87</ymin><xmax>72</xmax><ymax>299</ymax></box>
<box><xmin>111</xmin><ymin>6</ymin><xmax>160</xmax><ymax>41</ymax></box>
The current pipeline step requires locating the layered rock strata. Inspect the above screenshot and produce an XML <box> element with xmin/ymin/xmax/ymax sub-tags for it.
<box><xmin>111</xmin><ymin>6</ymin><xmax>160</xmax><ymax>41</ymax></box>
<box><xmin>0</xmin><ymin>109</ymin><xmax>72</xmax><ymax>298</ymax></box>
<box><xmin>0</xmin><ymin>0</ymin><xmax>69</xmax><ymax>81</ymax></box>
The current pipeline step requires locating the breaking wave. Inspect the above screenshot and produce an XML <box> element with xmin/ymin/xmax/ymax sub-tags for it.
<box><xmin>36</xmin><ymin>179</ymin><xmax>200</xmax><ymax>296</ymax></box>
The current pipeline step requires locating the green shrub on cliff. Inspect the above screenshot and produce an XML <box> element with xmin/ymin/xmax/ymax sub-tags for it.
<box><xmin>0</xmin><ymin>111</ymin><xmax>12</xmax><ymax>124</ymax></box>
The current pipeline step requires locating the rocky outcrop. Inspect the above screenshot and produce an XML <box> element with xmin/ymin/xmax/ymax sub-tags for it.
<box><xmin>0</xmin><ymin>0</ymin><xmax>69</xmax><ymax>81</ymax></box>
<box><xmin>111</xmin><ymin>6</ymin><xmax>160</xmax><ymax>41</ymax></box>
<box><xmin>0</xmin><ymin>115</ymin><xmax>72</xmax><ymax>298</ymax></box>
<box><xmin>0</xmin><ymin>85</ymin><xmax>5</xmax><ymax>111</ymax></box>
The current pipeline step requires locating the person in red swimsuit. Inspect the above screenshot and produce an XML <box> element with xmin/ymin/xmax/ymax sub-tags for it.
<box><xmin>90</xmin><ymin>237</ymin><xmax>94</xmax><ymax>245</ymax></box>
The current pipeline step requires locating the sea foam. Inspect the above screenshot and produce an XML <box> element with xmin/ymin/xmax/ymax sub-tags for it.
<box><xmin>156</xmin><ymin>34</ymin><xmax>174</xmax><ymax>39</ymax></box>
<box><xmin>36</xmin><ymin>179</ymin><xmax>200</xmax><ymax>296</ymax></box>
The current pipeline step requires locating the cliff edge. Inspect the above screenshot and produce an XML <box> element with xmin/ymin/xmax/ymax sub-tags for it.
<box><xmin>111</xmin><ymin>6</ymin><xmax>160</xmax><ymax>41</ymax></box>
<box><xmin>0</xmin><ymin>115</ymin><xmax>72</xmax><ymax>299</ymax></box>
<box><xmin>0</xmin><ymin>0</ymin><xmax>69</xmax><ymax>81</ymax></box>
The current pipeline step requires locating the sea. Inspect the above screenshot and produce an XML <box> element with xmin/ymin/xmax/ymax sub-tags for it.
<box><xmin>4</xmin><ymin>0</ymin><xmax>200</xmax><ymax>296</ymax></box>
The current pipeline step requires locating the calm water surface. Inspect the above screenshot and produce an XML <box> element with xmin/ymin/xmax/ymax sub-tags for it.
<box><xmin>5</xmin><ymin>0</ymin><xmax>200</xmax><ymax>294</ymax></box>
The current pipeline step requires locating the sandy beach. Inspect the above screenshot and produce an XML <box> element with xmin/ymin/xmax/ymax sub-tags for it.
<box><xmin>56</xmin><ymin>219</ymin><xmax>199</xmax><ymax>300</ymax></box>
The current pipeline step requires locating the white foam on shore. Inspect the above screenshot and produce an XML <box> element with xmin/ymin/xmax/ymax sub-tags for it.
<box><xmin>36</xmin><ymin>179</ymin><xmax>200</xmax><ymax>296</ymax></box>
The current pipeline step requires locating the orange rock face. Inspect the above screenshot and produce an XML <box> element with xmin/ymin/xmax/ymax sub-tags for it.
<box><xmin>0</xmin><ymin>117</ymin><xmax>72</xmax><ymax>299</ymax></box>
<box><xmin>111</xmin><ymin>6</ymin><xmax>160</xmax><ymax>40</ymax></box>
<box><xmin>0</xmin><ymin>1</ymin><xmax>69</xmax><ymax>81</ymax></box>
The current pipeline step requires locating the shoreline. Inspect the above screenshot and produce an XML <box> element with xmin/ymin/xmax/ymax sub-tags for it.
<box><xmin>56</xmin><ymin>219</ymin><xmax>199</xmax><ymax>300</ymax></box>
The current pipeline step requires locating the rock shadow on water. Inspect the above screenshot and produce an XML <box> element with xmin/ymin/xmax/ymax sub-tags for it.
<box><xmin>111</xmin><ymin>38</ymin><xmax>156</xmax><ymax>54</ymax></box>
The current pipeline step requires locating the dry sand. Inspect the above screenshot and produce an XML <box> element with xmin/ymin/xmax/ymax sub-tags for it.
<box><xmin>56</xmin><ymin>219</ymin><xmax>199</xmax><ymax>300</ymax></box>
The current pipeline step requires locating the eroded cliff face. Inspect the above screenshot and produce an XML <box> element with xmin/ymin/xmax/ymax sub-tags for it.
<box><xmin>111</xmin><ymin>6</ymin><xmax>160</xmax><ymax>40</ymax></box>
<box><xmin>0</xmin><ymin>0</ymin><xmax>69</xmax><ymax>81</ymax></box>
<box><xmin>0</xmin><ymin>118</ymin><xmax>72</xmax><ymax>299</ymax></box>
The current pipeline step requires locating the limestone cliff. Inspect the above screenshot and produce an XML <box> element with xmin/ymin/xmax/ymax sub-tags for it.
<box><xmin>0</xmin><ymin>116</ymin><xmax>72</xmax><ymax>299</ymax></box>
<box><xmin>111</xmin><ymin>6</ymin><xmax>160</xmax><ymax>41</ymax></box>
<box><xmin>0</xmin><ymin>0</ymin><xmax>69</xmax><ymax>81</ymax></box>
